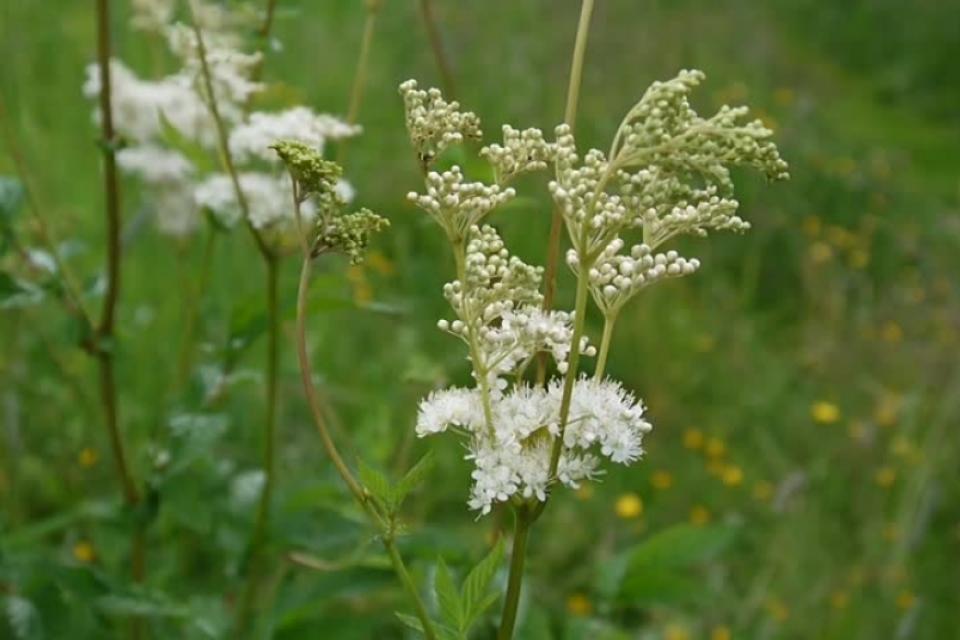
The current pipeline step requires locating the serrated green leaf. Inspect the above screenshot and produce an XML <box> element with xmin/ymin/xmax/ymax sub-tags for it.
<box><xmin>460</xmin><ymin>539</ymin><xmax>503</xmax><ymax>628</ymax></box>
<box><xmin>357</xmin><ymin>459</ymin><xmax>395</xmax><ymax>511</ymax></box>
<box><xmin>434</xmin><ymin>558</ymin><xmax>463</xmax><ymax>632</ymax></box>
<box><xmin>394</xmin><ymin>450</ymin><xmax>434</xmax><ymax>507</ymax></box>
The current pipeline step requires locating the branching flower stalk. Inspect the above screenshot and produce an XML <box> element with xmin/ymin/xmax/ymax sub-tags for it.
<box><xmin>402</xmin><ymin>62</ymin><xmax>787</xmax><ymax>640</ymax></box>
<box><xmin>272</xmin><ymin>140</ymin><xmax>438</xmax><ymax>639</ymax></box>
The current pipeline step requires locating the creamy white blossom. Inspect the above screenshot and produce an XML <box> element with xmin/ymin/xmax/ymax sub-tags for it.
<box><xmin>118</xmin><ymin>145</ymin><xmax>194</xmax><ymax>184</ymax></box>
<box><xmin>416</xmin><ymin>377</ymin><xmax>649</xmax><ymax>514</ymax></box>
<box><xmin>229</xmin><ymin>108</ymin><xmax>361</xmax><ymax>163</ymax></box>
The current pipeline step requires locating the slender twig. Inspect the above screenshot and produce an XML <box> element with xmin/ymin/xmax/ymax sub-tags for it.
<box><xmin>338</xmin><ymin>0</ymin><xmax>384</xmax><ymax>164</ymax></box>
<box><xmin>536</xmin><ymin>0</ymin><xmax>595</xmax><ymax>386</ymax></box>
<box><xmin>417</xmin><ymin>0</ymin><xmax>456</xmax><ymax>99</ymax></box>
<box><xmin>290</xmin><ymin>180</ymin><xmax>438</xmax><ymax>640</ymax></box>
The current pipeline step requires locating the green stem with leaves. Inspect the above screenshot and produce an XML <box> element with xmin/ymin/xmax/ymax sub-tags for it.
<box><xmin>496</xmin><ymin>506</ymin><xmax>532</xmax><ymax>640</ymax></box>
<box><xmin>290</xmin><ymin>186</ymin><xmax>438</xmax><ymax>640</ymax></box>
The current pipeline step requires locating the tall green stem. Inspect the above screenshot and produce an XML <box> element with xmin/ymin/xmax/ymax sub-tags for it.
<box><xmin>290</xmin><ymin>192</ymin><xmax>438</xmax><ymax>640</ymax></box>
<box><xmin>338</xmin><ymin>0</ymin><xmax>382</xmax><ymax>163</ymax></box>
<box><xmin>536</xmin><ymin>0</ymin><xmax>596</xmax><ymax>385</ymax></box>
<box><xmin>496</xmin><ymin>507</ymin><xmax>532</xmax><ymax>640</ymax></box>
<box><xmin>96</xmin><ymin>2</ymin><xmax>145</xmax><ymax>637</ymax></box>
<box><xmin>417</xmin><ymin>0</ymin><xmax>456</xmax><ymax>98</ymax></box>
<box><xmin>594</xmin><ymin>310</ymin><xmax>618</xmax><ymax>379</ymax></box>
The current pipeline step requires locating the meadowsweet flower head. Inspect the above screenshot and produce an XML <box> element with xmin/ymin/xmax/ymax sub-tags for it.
<box><xmin>481</xmin><ymin>125</ymin><xmax>556</xmax><ymax>184</ymax></box>
<box><xmin>399</xmin><ymin>79</ymin><xmax>482</xmax><ymax>167</ymax></box>
<box><xmin>407</xmin><ymin>167</ymin><xmax>515</xmax><ymax>242</ymax></box>
<box><xmin>231</xmin><ymin>108</ymin><xmax>360</xmax><ymax>163</ymax></box>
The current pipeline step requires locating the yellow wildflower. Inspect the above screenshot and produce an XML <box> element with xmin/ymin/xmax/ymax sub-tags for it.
<box><xmin>881</xmin><ymin>321</ymin><xmax>903</xmax><ymax>343</ymax></box>
<box><xmin>73</xmin><ymin>541</ymin><xmax>96</xmax><ymax>564</ymax></box>
<box><xmin>365</xmin><ymin>250</ymin><xmax>395</xmax><ymax>276</ymax></box>
<box><xmin>848</xmin><ymin>249</ymin><xmax>870</xmax><ymax>270</ymax></box>
<box><xmin>752</xmin><ymin>481</ymin><xmax>774</xmax><ymax>502</ymax></box>
<box><xmin>576</xmin><ymin>485</ymin><xmax>594</xmax><ymax>501</ymax></box>
<box><xmin>566</xmin><ymin>593</ymin><xmax>592</xmax><ymax>616</ymax></box>
<box><xmin>809</xmin><ymin>241</ymin><xmax>833</xmax><ymax>264</ymax></box>
<box><xmin>811</xmin><ymin>401</ymin><xmax>841</xmax><ymax>425</ymax></box>
<box><xmin>765</xmin><ymin>597</ymin><xmax>790</xmax><ymax>622</ymax></box>
<box><xmin>683</xmin><ymin>428</ymin><xmax>704</xmax><ymax>450</ymax></box>
<box><xmin>689</xmin><ymin>505</ymin><xmax>711</xmax><ymax>526</ymax></box>
<box><xmin>705</xmin><ymin>437</ymin><xmax>726</xmax><ymax>459</ymax></box>
<box><xmin>896</xmin><ymin>590</ymin><xmax>916</xmax><ymax>611</ymax></box>
<box><xmin>722</xmin><ymin>465</ymin><xmax>744</xmax><ymax>487</ymax></box>
<box><xmin>79</xmin><ymin>447</ymin><xmax>99</xmax><ymax>468</ymax></box>
<box><xmin>830</xmin><ymin>590</ymin><xmax>850</xmax><ymax>610</ymax></box>
<box><xmin>664</xmin><ymin>624</ymin><xmax>691</xmax><ymax>640</ymax></box>
<box><xmin>615</xmin><ymin>493</ymin><xmax>643</xmax><ymax>519</ymax></box>
<box><xmin>651</xmin><ymin>470</ymin><xmax>674</xmax><ymax>490</ymax></box>
<box><xmin>873</xmin><ymin>394</ymin><xmax>901</xmax><ymax>428</ymax></box>
<box><xmin>710</xmin><ymin>625</ymin><xmax>732</xmax><ymax>640</ymax></box>
<box><xmin>874</xmin><ymin>466</ymin><xmax>896</xmax><ymax>488</ymax></box>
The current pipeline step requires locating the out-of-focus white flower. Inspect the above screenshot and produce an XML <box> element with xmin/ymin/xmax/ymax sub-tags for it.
<box><xmin>153</xmin><ymin>182</ymin><xmax>202</xmax><ymax>237</ymax></box>
<box><xmin>194</xmin><ymin>172</ymin><xmax>315</xmax><ymax>230</ymax></box>
<box><xmin>130</xmin><ymin>0</ymin><xmax>175</xmax><ymax>32</ymax></box>
<box><xmin>83</xmin><ymin>60</ymin><xmax>215</xmax><ymax>146</ymax></box>
<box><xmin>118</xmin><ymin>145</ymin><xmax>194</xmax><ymax>184</ymax></box>
<box><xmin>229</xmin><ymin>108</ymin><xmax>361</xmax><ymax>163</ymax></box>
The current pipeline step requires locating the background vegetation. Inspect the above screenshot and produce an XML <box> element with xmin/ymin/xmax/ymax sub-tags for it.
<box><xmin>1</xmin><ymin>1</ymin><xmax>958</xmax><ymax>638</ymax></box>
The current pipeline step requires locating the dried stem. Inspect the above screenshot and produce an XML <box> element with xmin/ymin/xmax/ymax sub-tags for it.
<box><xmin>417</xmin><ymin>0</ymin><xmax>456</xmax><ymax>99</ymax></box>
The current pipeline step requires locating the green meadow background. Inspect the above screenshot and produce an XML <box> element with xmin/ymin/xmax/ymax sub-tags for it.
<box><xmin>1</xmin><ymin>0</ymin><xmax>959</xmax><ymax>638</ymax></box>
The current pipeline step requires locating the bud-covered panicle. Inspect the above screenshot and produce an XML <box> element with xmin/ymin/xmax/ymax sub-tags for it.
<box><xmin>272</xmin><ymin>140</ymin><xmax>388</xmax><ymax>264</ymax></box>
<box><xmin>399</xmin><ymin>79</ymin><xmax>482</xmax><ymax>168</ymax></box>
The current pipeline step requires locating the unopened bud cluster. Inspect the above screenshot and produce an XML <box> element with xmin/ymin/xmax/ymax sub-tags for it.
<box><xmin>399</xmin><ymin>79</ymin><xmax>482</xmax><ymax>167</ymax></box>
<box><xmin>481</xmin><ymin>125</ymin><xmax>555</xmax><ymax>184</ymax></box>
<box><xmin>407</xmin><ymin>167</ymin><xmax>516</xmax><ymax>241</ymax></box>
<box><xmin>570</xmin><ymin>239</ymin><xmax>700</xmax><ymax>314</ymax></box>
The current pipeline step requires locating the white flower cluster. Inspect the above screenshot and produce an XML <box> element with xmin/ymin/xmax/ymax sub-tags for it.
<box><xmin>230</xmin><ymin>108</ymin><xmax>361</xmax><ymax>163</ymax></box>
<box><xmin>570</xmin><ymin>239</ymin><xmax>700</xmax><ymax>315</ymax></box>
<box><xmin>399</xmin><ymin>79</ymin><xmax>482</xmax><ymax>166</ymax></box>
<box><xmin>481</xmin><ymin>125</ymin><xmax>555</xmax><ymax>184</ymax></box>
<box><xmin>84</xmin><ymin>4</ymin><xmax>358</xmax><ymax>242</ymax></box>
<box><xmin>417</xmin><ymin>376</ymin><xmax>651</xmax><ymax>514</ymax></box>
<box><xmin>407</xmin><ymin>167</ymin><xmax>515</xmax><ymax>241</ymax></box>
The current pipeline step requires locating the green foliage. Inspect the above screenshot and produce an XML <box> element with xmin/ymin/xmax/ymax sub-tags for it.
<box><xmin>358</xmin><ymin>451</ymin><xmax>434</xmax><ymax>515</ymax></box>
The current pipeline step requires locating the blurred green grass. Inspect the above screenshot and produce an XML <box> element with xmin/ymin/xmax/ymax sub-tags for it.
<box><xmin>1</xmin><ymin>1</ymin><xmax>959</xmax><ymax>638</ymax></box>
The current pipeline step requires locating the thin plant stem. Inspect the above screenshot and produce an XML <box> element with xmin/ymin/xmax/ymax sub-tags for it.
<box><xmin>496</xmin><ymin>506</ymin><xmax>532</xmax><ymax>640</ymax></box>
<box><xmin>337</xmin><ymin>0</ymin><xmax>383</xmax><ymax>164</ymax></box>
<box><xmin>175</xmin><ymin>226</ymin><xmax>217</xmax><ymax>387</ymax></box>
<box><xmin>536</xmin><ymin>0</ymin><xmax>596</xmax><ymax>385</ymax></box>
<box><xmin>189</xmin><ymin>8</ymin><xmax>285</xmax><ymax>625</ymax></box>
<box><xmin>95</xmin><ymin>4</ymin><xmax>146</xmax><ymax>623</ymax></box>
<box><xmin>188</xmin><ymin>9</ymin><xmax>273</xmax><ymax>261</ymax></box>
<box><xmin>417</xmin><ymin>0</ymin><xmax>456</xmax><ymax>99</ymax></box>
<box><xmin>594</xmin><ymin>310</ymin><xmax>618</xmax><ymax>379</ymax></box>
<box><xmin>290</xmin><ymin>181</ymin><xmax>438</xmax><ymax>640</ymax></box>
<box><xmin>0</xmin><ymin>96</ymin><xmax>94</xmax><ymax>334</ymax></box>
